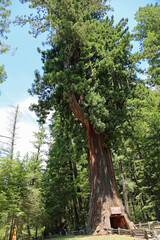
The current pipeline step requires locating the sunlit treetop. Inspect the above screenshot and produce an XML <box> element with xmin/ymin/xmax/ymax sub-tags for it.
<box><xmin>17</xmin><ymin>0</ymin><xmax>110</xmax><ymax>39</ymax></box>
<box><xmin>134</xmin><ymin>3</ymin><xmax>160</xmax><ymax>85</ymax></box>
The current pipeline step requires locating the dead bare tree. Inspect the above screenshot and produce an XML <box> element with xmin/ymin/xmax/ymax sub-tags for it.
<box><xmin>0</xmin><ymin>105</ymin><xmax>21</xmax><ymax>158</ymax></box>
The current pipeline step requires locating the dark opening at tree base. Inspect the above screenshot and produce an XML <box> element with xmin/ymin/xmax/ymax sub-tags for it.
<box><xmin>110</xmin><ymin>215</ymin><xmax>129</xmax><ymax>229</ymax></box>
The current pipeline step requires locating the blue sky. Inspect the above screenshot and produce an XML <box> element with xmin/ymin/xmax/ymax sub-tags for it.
<box><xmin>0</xmin><ymin>0</ymin><xmax>47</xmax><ymax>106</ymax></box>
<box><xmin>0</xmin><ymin>0</ymin><xmax>157</xmax><ymax>157</ymax></box>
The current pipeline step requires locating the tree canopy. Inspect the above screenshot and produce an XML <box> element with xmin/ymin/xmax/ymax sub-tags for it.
<box><xmin>28</xmin><ymin>1</ymin><xmax>137</xmax><ymax>141</ymax></box>
<box><xmin>134</xmin><ymin>3</ymin><xmax>160</xmax><ymax>85</ymax></box>
<box><xmin>0</xmin><ymin>0</ymin><xmax>11</xmax><ymax>84</ymax></box>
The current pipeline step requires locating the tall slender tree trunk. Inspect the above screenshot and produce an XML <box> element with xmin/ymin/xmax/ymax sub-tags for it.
<box><xmin>73</xmin><ymin>161</ymin><xmax>85</xmax><ymax>226</ymax></box>
<box><xmin>130</xmin><ymin>195</ymin><xmax>137</xmax><ymax>221</ymax></box>
<box><xmin>9</xmin><ymin>215</ymin><xmax>15</xmax><ymax>240</ymax></box>
<box><xmin>131</xmin><ymin>126</ymin><xmax>148</xmax><ymax>221</ymax></box>
<box><xmin>73</xmin><ymin>198</ymin><xmax>80</xmax><ymax>228</ymax></box>
<box><xmin>10</xmin><ymin>105</ymin><xmax>19</xmax><ymax>159</ymax></box>
<box><xmin>131</xmin><ymin>158</ymin><xmax>148</xmax><ymax>221</ymax></box>
<box><xmin>35</xmin><ymin>226</ymin><xmax>38</xmax><ymax>239</ymax></box>
<box><xmin>27</xmin><ymin>217</ymin><xmax>31</xmax><ymax>238</ymax></box>
<box><xmin>155</xmin><ymin>205</ymin><xmax>160</xmax><ymax>221</ymax></box>
<box><xmin>119</xmin><ymin>159</ymin><xmax>130</xmax><ymax>217</ymax></box>
<box><xmin>69</xmin><ymin>160</ymin><xmax>80</xmax><ymax>227</ymax></box>
<box><xmin>69</xmin><ymin>93</ymin><xmax>134</xmax><ymax>234</ymax></box>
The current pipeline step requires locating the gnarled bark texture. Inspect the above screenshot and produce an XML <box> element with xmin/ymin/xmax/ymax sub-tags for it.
<box><xmin>69</xmin><ymin>93</ymin><xmax>134</xmax><ymax>234</ymax></box>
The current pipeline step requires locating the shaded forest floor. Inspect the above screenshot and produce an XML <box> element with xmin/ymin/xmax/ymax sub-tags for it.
<box><xmin>48</xmin><ymin>235</ymin><xmax>145</xmax><ymax>240</ymax></box>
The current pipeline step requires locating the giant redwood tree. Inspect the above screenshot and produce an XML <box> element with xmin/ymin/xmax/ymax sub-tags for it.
<box><xmin>22</xmin><ymin>0</ymin><xmax>137</xmax><ymax>234</ymax></box>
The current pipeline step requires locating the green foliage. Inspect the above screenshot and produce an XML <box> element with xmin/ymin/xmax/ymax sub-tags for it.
<box><xmin>112</xmin><ymin>85</ymin><xmax>160</xmax><ymax>222</ymax></box>
<box><xmin>0</xmin><ymin>0</ymin><xmax>11</xmax><ymax>85</ymax></box>
<box><xmin>17</xmin><ymin>1</ymin><xmax>137</xmax><ymax>138</ymax></box>
<box><xmin>0</xmin><ymin>65</ymin><xmax>7</xmax><ymax>83</ymax></box>
<box><xmin>29</xmin><ymin>15</ymin><xmax>137</xmax><ymax>139</ymax></box>
<box><xmin>43</xmin><ymin>113</ymin><xmax>89</xmax><ymax>234</ymax></box>
<box><xmin>0</xmin><ymin>0</ymin><xmax>11</xmax><ymax>40</ymax></box>
<box><xmin>134</xmin><ymin>3</ymin><xmax>160</xmax><ymax>85</ymax></box>
<box><xmin>17</xmin><ymin>0</ymin><xmax>110</xmax><ymax>38</ymax></box>
<box><xmin>0</xmin><ymin>127</ymin><xmax>47</xmax><ymax>239</ymax></box>
<box><xmin>0</xmin><ymin>156</ymin><xmax>29</xmax><ymax>239</ymax></box>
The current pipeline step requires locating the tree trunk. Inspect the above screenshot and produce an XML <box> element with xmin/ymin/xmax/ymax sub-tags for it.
<box><xmin>9</xmin><ymin>215</ymin><xmax>14</xmax><ymax>240</ymax></box>
<box><xmin>10</xmin><ymin>105</ymin><xmax>19</xmax><ymax>159</ymax></box>
<box><xmin>130</xmin><ymin>195</ymin><xmax>137</xmax><ymax>221</ymax></box>
<box><xmin>69</xmin><ymin>93</ymin><xmax>134</xmax><ymax>234</ymax></box>
<box><xmin>155</xmin><ymin>205</ymin><xmax>160</xmax><ymax>221</ymax></box>
<box><xmin>27</xmin><ymin>217</ymin><xmax>31</xmax><ymax>238</ymax></box>
<box><xmin>35</xmin><ymin>226</ymin><xmax>38</xmax><ymax>239</ymax></box>
<box><xmin>73</xmin><ymin>161</ymin><xmax>85</xmax><ymax>226</ymax></box>
<box><xmin>11</xmin><ymin>225</ymin><xmax>17</xmax><ymax>240</ymax></box>
<box><xmin>119</xmin><ymin>159</ymin><xmax>130</xmax><ymax>217</ymax></box>
<box><xmin>86</xmin><ymin>125</ymin><xmax>133</xmax><ymax>234</ymax></box>
<box><xmin>131</xmin><ymin>158</ymin><xmax>148</xmax><ymax>221</ymax></box>
<box><xmin>68</xmin><ymin>159</ymin><xmax>80</xmax><ymax>228</ymax></box>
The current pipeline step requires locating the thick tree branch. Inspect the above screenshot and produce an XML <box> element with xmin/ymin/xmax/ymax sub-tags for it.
<box><xmin>69</xmin><ymin>92</ymin><xmax>89</xmax><ymax>128</ymax></box>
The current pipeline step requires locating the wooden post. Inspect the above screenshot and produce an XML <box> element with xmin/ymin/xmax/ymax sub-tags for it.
<box><xmin>144</xmin><ymin>230</ymin><xmax>147</xmax><ymax>239</ymax></box>
<box><xmin>12</xmin><ymin>225</ymin><xmax>17</xmax><ymax>240</ymax></box>
<box><xmin>139</xmin><ymin>222</ymin><xmax>142</xmax><ymax>228</ymax></box>
<box><xmin>148</xmin><ymin>222</ymin><xmax>151</xmax><ymax>229</ymax></box>
<box><xmin>130</xmin><ymin>229</ymin><xmax>134</xmax><ymax>237</ymax></box>
<box><xmin>153</xmin><ymin>229</ymin><xmax>157</xmax><ymax>239</ymax></box>
<box><xmin>118</xmin><ymin>228</ymin><xmax>120</xmax><ymax>235</ymax></box>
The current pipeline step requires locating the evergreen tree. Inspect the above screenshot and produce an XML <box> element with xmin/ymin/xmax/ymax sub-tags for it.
<box><xmin>0</xmin><ymin>156</ymin><xmax>29</xmax><ymax>240</ymax></box>
<box><xmin>43</xmin><ymin>112</ymin><xmax>89</xmax><ymax>234</ymax></box>
<box><xmin>0</xmin><ymin>0</ymin><xmax>11</xmax><ymax>85</ymax></box>
<box><xmin>0</xmin><ymin>127</ymin><xmax>47</xmax><ymax>239</ymax></box>
<box><xmin>112</xmin><ymin>84</ymin><xmax>160</xmax><ymax>222</ymax></box>
<box><xmin>134</xmin><ymin>3</ymin><xmax>160</xmax><ymax>85</ymax></box>
<box><xmin>19</xmin><ymin>0</ymin><xmax>139</xmax><ymax>232</ymax></box>
<box><xmin>24</xmin><ymin>127</ymin><xmax>47</xmax><ymax>238</ymax></box>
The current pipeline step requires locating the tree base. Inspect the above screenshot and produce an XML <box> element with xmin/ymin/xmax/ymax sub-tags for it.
<box><xmin>87</xmin><ymin>210</ymin><xmax>135</xmax><ymax>235</ymax></box>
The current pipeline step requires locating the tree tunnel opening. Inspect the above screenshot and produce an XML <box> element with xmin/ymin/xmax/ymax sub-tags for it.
<box><xmin>110</xmin><ymin>215</ymin><xmax>129</xmax><ymax>229</ymax></box>
<box><xmin>110</xmin><ymin>207</ymin><xmax>129</xmax><ymax>229</ymax></box>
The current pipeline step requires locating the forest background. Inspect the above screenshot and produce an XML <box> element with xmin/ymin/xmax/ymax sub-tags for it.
<box><xmin>0</xmin><ymin>0</ymin><xmax>160</xmax><ymax>239</ymax></box>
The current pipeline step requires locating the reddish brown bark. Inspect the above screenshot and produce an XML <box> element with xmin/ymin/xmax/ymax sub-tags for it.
<box><xmin>86</xmin><ymin>126</ymin><xmax>134</xmax><ymax>233</ymax></box>
<box><xmin>69</xmin><ymin>93</ymin><xmax>134</xmax><ymax>234</ymax></box>
<box><xmin>12</xmin><ymin>225</ymin><xmax>17</xmax><ymax>240</ymax></box>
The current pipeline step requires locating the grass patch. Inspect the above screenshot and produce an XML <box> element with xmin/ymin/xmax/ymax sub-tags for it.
<box><xmin>48</xmin><ymin>235</ymin><xmax>144</xmax><ymax>240</ymax></box>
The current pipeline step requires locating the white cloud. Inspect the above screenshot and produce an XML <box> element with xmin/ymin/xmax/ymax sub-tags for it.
<box><xmin>0</xmin><ymin>97</ymin><xmax>40</xmax><ymax>158</ymax></box>
<box><xmin>18</xmin><ymin>96</ymin><xmax>38</xmax><ymax>122</ymax></box>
